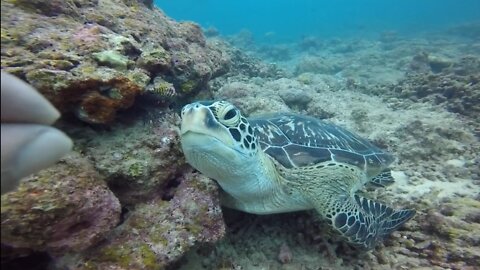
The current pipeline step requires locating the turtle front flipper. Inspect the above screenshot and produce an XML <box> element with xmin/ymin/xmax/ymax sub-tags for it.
<box><xmin>369</xmin><ymin>169</ymin><xmax>395</xmax><ymax>187</ymax></box>
<box><xmin>275</xmin><ymin>159</ymin><xmax>414</xmax><ymax>249</ymax></box>
<box><xmin>310</xmin><ymin>193</ymin><xmax>415</xmax><ymax>249</ymax></box>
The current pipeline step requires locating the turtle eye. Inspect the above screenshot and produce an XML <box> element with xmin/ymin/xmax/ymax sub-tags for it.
<box><xmin>224</xmin><ymin>109</ymin><xmax>237</xmax><ymax>120</ymax></box>
<box><xmin>218</xmin><ymin>104</ymin><xmax>240</xmax><ymax>126</ymax></box>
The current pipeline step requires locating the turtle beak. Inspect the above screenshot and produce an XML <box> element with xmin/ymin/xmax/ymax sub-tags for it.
<box><xmin>180</xmin><ymin>103</ymin><xmax>200</xmax><ymax>135</ymax></box>
<box><xmin>181</xmin><ymin>103</ymin><xmax>215</xmax><ymax>134</ymax></box>
<box><xmin>180</xmin><ymin>102</ymin><xmax>238</xmax><ymax>148</ymax></box>
<box><xmin>180</xmin><ymin>102</ymin><xmax>221</xmax><ymax>133</ymax></box>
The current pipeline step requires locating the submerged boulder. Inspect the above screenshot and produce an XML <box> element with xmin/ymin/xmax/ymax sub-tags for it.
<box><xmin>1</xmin><ymin>152</ymin><xmax>121</xmax><ymax>256</ymax></box>
<box><xmin>55</xmin><ymin>173</ymin><xmax>225</xmax><ymax>270</ymax></box>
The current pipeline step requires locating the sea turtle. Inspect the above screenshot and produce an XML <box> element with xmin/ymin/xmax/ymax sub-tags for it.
<box><xmin>180</xmin><ymin>100</ymin><xmax>415</xmax><ymax>249</ymax></box>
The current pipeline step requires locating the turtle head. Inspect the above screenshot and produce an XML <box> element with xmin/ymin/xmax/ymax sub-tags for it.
<box><xmin>180</xmin><ymin>100</ymin><xmax>258</xmax><ymax>181</ymax></box>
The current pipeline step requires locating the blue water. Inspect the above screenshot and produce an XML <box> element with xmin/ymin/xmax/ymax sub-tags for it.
<box><xmin>155</xmin><ymin>0</ymin><xmax>480</xmax><ymax>43</ymax></box>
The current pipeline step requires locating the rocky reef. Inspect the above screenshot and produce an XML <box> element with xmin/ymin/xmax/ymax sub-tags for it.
<box><xmin>1</xmin><ymin>109</ymin><xmax>226</xmax><ymax>269</ymax></box>
<box><xmin>1</xmin><ymin>0</ymin><xmax>230</xmax><ymax>124</ymax></box>
<box><xmin>392</xmin><ymin>54</ymin><xmax>480</xmax><ymax>118</ymax></box>
<box><xmin>55</xmin><ymin>172</ymin><xmax>224</xmax><ymax>270</ymax></box>
<box><xmin>1</xmin><ymin>0</ymin><xmax>229</xmax><ymax>269</ymax></box>
<box><xmin>71</xmin><ymin>112</ymin><xmax>185</xmax><ymax>206</ymax></box>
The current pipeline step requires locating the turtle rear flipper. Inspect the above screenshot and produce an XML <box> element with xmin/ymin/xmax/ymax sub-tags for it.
<box><xmin>311</xmin><ymin>194</ymin><xmax>415</xmax><ymax>249</ymax></box>
<box><xmin>369</xmin><ymin>169</ymin><xmax>395</xmax><ymax>187</ymax></box>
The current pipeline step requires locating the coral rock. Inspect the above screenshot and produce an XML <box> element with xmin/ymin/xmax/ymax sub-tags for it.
<box><xmin>25</xmin><ymin>70</ymin><xmax>142</xmax><ymax>124</ymax></box>
<box><xmin>79</xmin><ymin>112</ymin><xmax>185</xmax><ymax>204</ymax></box>
<box><xmin>0</xmin><ymin>152</ymin><xmax>121</xmax><ymax>256</ymax></box>
<box><xmin>137</xmin><ymin>46</ymin><xmax>172</xmax><ymax>73</ymax></box>
<box><xmin>1</xmin><ymin>0</ymin><xmax>230</xmax><ymax>124</ymax></box>
<box><xmin>56</xmin><ymin>173</ymin><xmax>225</xmax><ymax>269</ymax></box>
<box><xmin>393</xmin><ymin>56</ymin><xmax>480</xmax><ymax>118</ymax></box>
<box><xmin>12</xmin><ymin>0</ymin><xmax>80</xmax><ymax>17</ymax></box>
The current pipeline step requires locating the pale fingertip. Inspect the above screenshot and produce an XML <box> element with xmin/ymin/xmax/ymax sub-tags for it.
<box><xmin>1</xmin><ymin>71</ymin><xmax>61</xmax><ymax>124</ymax></box>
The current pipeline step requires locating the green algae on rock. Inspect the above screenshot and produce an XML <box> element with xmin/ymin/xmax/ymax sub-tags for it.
<box><xmin>137</xmin><ymin>46</ymin><xmax>172</xmax><ymax>74</ymax></box>
<box><xmin>93</xmin><ymin>50</ymin><xmax>130</xmax><ymax>70</ymax></box>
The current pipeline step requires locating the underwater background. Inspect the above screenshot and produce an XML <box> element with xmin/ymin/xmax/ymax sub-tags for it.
<box><xmin>1</xmin><ymin>0</ymin><xmax>479</xmax><ymax>269</ymax></box>
<box><xmin>157</xmin><ymin>0</ymin><xmax>480</xmax><ymax>42</ymax></box>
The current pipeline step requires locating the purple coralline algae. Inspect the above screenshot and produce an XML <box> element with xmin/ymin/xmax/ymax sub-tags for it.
<box><xmin>56</xmin><ymin>172</ymin><xmax>224</xmax><ymax>270</ymax></box>
<box><xmin>1</xmin><ymin>152</ymin><xmax>121</xmax><ymax>256</ymax></box>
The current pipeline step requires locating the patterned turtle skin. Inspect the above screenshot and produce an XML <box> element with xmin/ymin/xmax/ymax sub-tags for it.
<box><xmin>180</xmin><ymin>100</ymin><xmax>415</xmax><ymax>249</ymax></box>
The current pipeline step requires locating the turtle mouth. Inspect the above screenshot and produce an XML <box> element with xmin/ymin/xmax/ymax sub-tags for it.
<box><xmin>180</xmin><ymin>131</ymin><xmax>248</xmax><ymax>158</ymax></box>
<box><xmin>180</xmin><ymin>129</ymin><xmax>207</xmax><ymax>138</ymax></box>
<box><xmin>179</xmin><ymin>127</ymin><xmax>194</xmax><ymax>135</ymax></box>
<box><xmin>181</xmin><ymin>130</ymin><xmax>226</xmax><ymax>149</ymax></box>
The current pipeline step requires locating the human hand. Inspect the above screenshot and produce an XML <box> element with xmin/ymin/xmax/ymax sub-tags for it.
<box><xmin>1</xmin><ymin>71</ymin><xmax>73</xmax><ymax>194</ymax></box>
